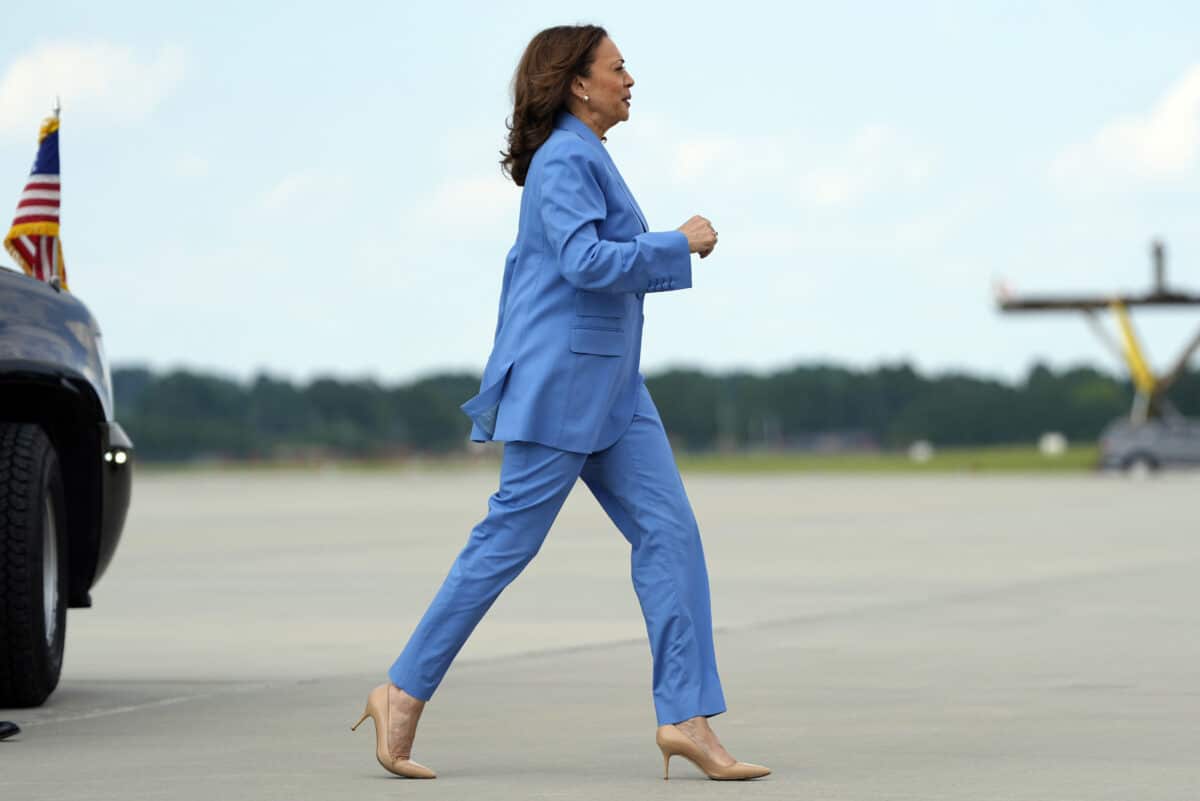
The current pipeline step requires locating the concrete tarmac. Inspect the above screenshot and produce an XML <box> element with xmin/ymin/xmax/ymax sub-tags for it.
<box><xmin>2</xmin><ymin>465</ymin><xmax>1198</xmax><ymax>799</ymax></box>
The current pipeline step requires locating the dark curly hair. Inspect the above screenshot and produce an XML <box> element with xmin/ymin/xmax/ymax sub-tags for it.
<box><xmin>500</xmin><ymin>24</ymin><xmax>608</xmax><ymax>186</ymax></box>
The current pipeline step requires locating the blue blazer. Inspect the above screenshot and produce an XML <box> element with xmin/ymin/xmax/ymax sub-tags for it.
<box><xmin>460</xmin><ymin>110</ymin><xmax>693</xmax><ymax>454</ymax></box>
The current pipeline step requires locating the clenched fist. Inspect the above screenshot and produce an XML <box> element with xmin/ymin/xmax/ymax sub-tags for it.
<box><xmin>677</xmin><ymin>215</ymin><xmax>718</xmax><ymax>259</ymax></box>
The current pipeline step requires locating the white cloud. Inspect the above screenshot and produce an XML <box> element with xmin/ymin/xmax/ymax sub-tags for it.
<box><xmin>0</xmin><ymin>41</ymin><xmax>185</xmax><ymax>137</ymax></box>
<box><xmin>673</xmin><ymin>137</ymin><xmax>738</xmax><ymax>181</ymax></box>
<box><xmin>669</xmin><ymin>132</ymin><xmax>788</xmax><ymax>185</ymax></box>
<box><xmin>174</xmin><ymin>153</ymin><xmax>210</xmax><ymax>179</ymax></box>
<box><xmin>422</xmin><ymin>174</ymin><xmax>519</xmax><ymax>228</ymax></box>
<box><xmin>797</xmin><ymin>126</ymin><xmax>932</xmax><ymax>208</ymax></box>
<box><xmin>667</xmin><ymin>123</ymin><xmax>931</xmax><ymax>208</ymax></box>
<box><xmin>890</xmin><ymin>210</ymin><xmax>960</xmax><ymax>251</ymax></box>
<box><xmin>1053</xmin><ymin>63</ymin><xmax>1200</xmax><ymax>185</ymax></box>
<box><xmin>259</xmin><ymin>169</ymin><xmax>349</xmax><ymax>212</ymax></box>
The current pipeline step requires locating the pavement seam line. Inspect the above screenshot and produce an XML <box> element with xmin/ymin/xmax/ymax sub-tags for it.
<box><xmin>15</xmin><ymin>680</ymin><xmax>278</xmax><ymax>728</ymax></box>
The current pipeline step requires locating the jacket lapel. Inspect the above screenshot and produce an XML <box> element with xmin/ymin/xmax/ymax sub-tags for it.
<box><xmin>555</xmin><ymin>111</ymin><xmax>648</xmax><ymax>233</ymax></box>
<box><xmin>606</xmin><ymin>166</ymin><xmax>648</xmax><ymax>233</ymax></box>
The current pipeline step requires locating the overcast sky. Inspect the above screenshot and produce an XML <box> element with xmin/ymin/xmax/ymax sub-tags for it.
<box><xmin>2</xmin><ymin>1</ymin><xmax>1198</xmax><ymax>386</ymax></box>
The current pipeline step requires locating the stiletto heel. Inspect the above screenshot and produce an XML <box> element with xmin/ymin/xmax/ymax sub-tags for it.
<box><xmin>351</xmin><ymin>684</ymin><xmax>437</xmax><ymax>779</ymax></box>
<box><xmin>655</xmin><ymin>724</ymin><xmax>770</xmax><ymax>781</ymax></box>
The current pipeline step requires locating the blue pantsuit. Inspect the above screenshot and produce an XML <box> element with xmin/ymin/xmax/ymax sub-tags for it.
<box><xmin>389</xmin><ymin>383</ymin><xmax>726</xmax><ymax>725</ymax></box>
<box><xmin>389</xmin><ymin>109</ymin><xmax>726</xmax><ymax>725</ymax></box>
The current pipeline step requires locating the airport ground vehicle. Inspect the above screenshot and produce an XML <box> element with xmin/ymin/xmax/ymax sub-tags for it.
<box><xmin>0</xmin><ymin>264</ymin><xmax>133</xmax><ymax>707</ymax></box>
<box><xmin>1000</xmin><ymin>241</ymin><xmax>1200</xmax><ymax>473</ymax></box>
<box><xmin>1098</xmin><ymin>416</ymin><xmax>1200</xmax><ymax>473</ymax></box>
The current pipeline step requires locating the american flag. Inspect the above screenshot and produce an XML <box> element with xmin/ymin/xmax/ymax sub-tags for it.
<box><xmin>5</xmin><ymin>114</ymin><xmax>68</xmax><ymax>290</ymax></box>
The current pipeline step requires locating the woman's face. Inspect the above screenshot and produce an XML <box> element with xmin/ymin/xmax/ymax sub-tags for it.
<box><xmin>580</xmin><ymin>37</ymin><xmax>634</xmax><ymax>128</ymax></box>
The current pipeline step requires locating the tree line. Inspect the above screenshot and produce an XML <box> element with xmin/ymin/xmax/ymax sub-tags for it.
<box><xmin>110</xmin><ymin>363</ymin><xmax>1200</xmax><ymax>462</ymax></box>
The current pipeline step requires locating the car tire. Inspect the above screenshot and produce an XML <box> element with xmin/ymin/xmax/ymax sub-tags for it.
<box><xmin>0</xmin><ymin>423</ymin><xmax>69</xmax><ymax>708</ymax></box>
<box><xmin>1123</xmin><ymin>452</ymin><xmax>1159</xmax><ymax>478</ymax></box>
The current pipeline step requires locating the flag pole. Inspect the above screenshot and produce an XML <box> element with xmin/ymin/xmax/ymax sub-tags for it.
<box><xmin>51</xmin><ymin>96</ymin><xmax>63</xmax><ymax>290</ymax></box>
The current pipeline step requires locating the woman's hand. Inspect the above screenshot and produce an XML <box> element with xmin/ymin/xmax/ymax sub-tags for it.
<box><xmin>677</xmin><ymin>215</ymin><xmax>718</xmax><ymax>259</ymax></box>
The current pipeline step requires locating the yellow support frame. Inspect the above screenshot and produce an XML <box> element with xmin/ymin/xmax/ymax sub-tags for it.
<box><xmin>1109</xmin><ymin>300</ymin><xmax>1157</xmax><ymax>395</ymax></box>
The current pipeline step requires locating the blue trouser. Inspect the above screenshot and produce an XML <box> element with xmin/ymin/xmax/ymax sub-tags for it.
<box><xmin>388</xmin><ymin>387</ymin><xmax>726</xmax><ymax>725</ymax></box>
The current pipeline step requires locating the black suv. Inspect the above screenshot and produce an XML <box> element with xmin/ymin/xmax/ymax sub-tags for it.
<box><xmin>0</xmin><ymin>264</ymin><xmax>132</xmax><ymax>706</ymax></box>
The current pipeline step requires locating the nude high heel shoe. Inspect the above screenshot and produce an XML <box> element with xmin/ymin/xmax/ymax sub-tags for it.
<box><xmin>351</xmin><ymin>684</ymin><xmax>437</xmax><ymax>779</ymax></box>
<box><xmin>656</xmin><ymin>724</ymin><xmax>771</xmax><ymax>780</ymax></box>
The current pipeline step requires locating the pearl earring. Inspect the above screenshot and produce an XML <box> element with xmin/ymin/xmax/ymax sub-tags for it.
<box><xmin>584</xmin><ymin>95</ymin><xmax>589</xmax><ymax>102</ymax></box>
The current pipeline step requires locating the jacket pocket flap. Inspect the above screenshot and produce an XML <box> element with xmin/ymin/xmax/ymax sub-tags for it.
<box><xmin>570</xmin><ymin>327</ymin><xmax>624</xmax><ymax>357</ymax></box>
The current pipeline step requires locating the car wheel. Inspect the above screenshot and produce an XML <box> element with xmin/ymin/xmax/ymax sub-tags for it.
<box><xmin>1123</xmin><ymin>452</ymin><xmax>1159</xmax><ymax>479</ymax></box>
<box><xmin>0</xmin><ymin>423</ymin><xmax>69</xmax><ymax>708</ymax></box>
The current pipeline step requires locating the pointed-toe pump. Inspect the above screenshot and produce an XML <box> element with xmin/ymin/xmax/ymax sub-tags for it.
<box><xmin>656</xmin><ymin>724</ymin><xmax>771</xmax><ymax>781</ymax></box>
<box><xmin>351</xmin><ymin>684</ymin><xmax>437</xmax><ymax>779</ymax></box>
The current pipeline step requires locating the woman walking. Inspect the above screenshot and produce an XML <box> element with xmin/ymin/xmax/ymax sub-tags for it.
<box><xmin>352</xmin><ymin>24</ymin><xmax>770</xmax><ymax>782</ymax></box>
